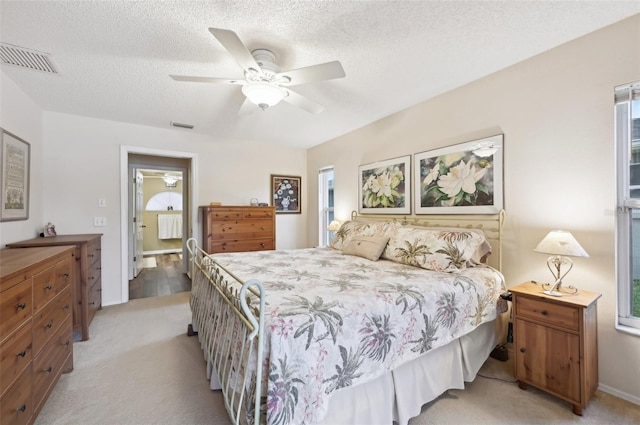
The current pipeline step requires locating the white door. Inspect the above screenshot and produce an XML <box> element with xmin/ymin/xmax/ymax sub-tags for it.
<box><xmin>133</xmin><ymin>170</ymin><xmax>144</xmax><ymax>277</ymax></box>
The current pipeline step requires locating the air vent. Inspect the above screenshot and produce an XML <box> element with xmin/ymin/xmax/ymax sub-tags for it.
<box><xmin>0</xmin><ymin>43</ymin><xmax>59</xmax><ymax>74</ymax></box>
<box><xmin>170</xmin><ymin>122</ymin><xmax>194</xmax><ymax>129</ymax></box>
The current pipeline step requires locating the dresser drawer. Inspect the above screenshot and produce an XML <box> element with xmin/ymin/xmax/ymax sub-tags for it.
<box><xmin>209</xmin><ymin>209</ymin><xmax>243</xmax><ymax>220</ymax></box>
<box><xmin>516</xmin><ymin>295</ymin><xmax>580</xmax><ymax>331</ymax></box>
<box><xmin>88</xmin><ymin>278</ymin><xmax>102</xmax><ymax>323</ymax></box>
<box><xmin>243</xmin><ymin>209</ymin><xmax>274</xmax><ymax>219</ymax></box>
<box><xmin>32</xmin><ymin>287</ymin><xmax>72</xmax><ymax>355</ymax></box>
<box><xmin>209</xmin><ymin>239</ymin><xmax>275</xmax><ymax>254</ymax></box>
<box><xmin>33</xmin><ymin>258</ymin><xmax>71</xmax><ymax>312</ymax></box>
<box><xmin>0</xmin><ymin>366</ymin><xmax>32</xmax><ymax>425</ymax></box>
<box><xmin>33</xmin><ymin>320</ymin><xmax>72</xmax><ymax>411</ymax></box>
<box><xmin>0</xmin><ymin>321</ymin><xmax>32</xmax><ymax>397</ymax></box>
<box><xmin>210</xmin><ymin>220</ymin><xmax>274</xmax><ymax>240</ymax></box>
<box><xmin>0</xmin><ymin>279</ymin><xmax>32</xmax><ymax>341</ymax></box>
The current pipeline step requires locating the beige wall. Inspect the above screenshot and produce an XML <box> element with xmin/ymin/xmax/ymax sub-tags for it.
<box><xmin>307</xmin><ymin>16</ymin><xmax>640</xmax><ymax>403</ymax></box>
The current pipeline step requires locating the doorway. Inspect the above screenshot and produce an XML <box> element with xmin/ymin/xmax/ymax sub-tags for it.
<box><xmin>120</xmin><ymin>146</ymin><xmax>198</xmax><ymax>303</ymax></box>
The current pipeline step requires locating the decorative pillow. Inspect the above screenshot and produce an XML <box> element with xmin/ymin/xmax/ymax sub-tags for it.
<box><xmin>381</xmin><ymin>226</ymin><xmax>490</xmax><ymax>272</ymax></box>
<box><xmin>329</xmin><ymin>220</ymin><xmax>399</xmax><ymax>251</ymax></box>
<box><xmin>342</xmin><ymin>236</ymin><xmax>390</xmax><ymax>261</ymax></box>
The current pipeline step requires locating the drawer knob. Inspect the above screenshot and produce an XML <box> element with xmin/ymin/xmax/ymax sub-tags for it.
<box><xmin>45</xmin><ymin>284</ymin><xmax>53</xmax><ymax>290</ymax></box>
<box><xmin>16</xmin><ymin>350</ymin><xmax>27</xmax><ymax>358</ymax></box>
<box><xmin>17</xmin><ymin>405</ymin><xmax>26</xmax><ymax>413</ymax></box>
<box><xmin>64</xmin><ymin>340</ymin><xmax>70</xmax><ymax>346</ymax></box>
<box><xmin>44</xmin><ymin>322</ymin><xmax>53</xmax><ymax>329</ymax></box>
<box><xmin>16</xmin><ymin>303</ymin><xmax>27</xmax><ymax>310</ymax></box>
<box><xmin>520</xmin><ymin>348</ymin><xmax>526</xmax><ymax>353</ymax></box>
<box><xmin>43</xmin><ymin>366</ymin><xmax>53</xmax><ymax>373</ymax></box>
<box><xmin>64</xmin><ymin>273</ymin><xmax>70</xmax><ymax>277</ymax></box>
<box><xmin>63</xmin><ymin>304</ymin><xmax>70</xmax><ymax>310</ymax></box>
<box><xmin>540</xmin><ymin>310</ymin><xmax>548</xmax><ymax>316</ymax></box>
<box><xmin>261</xmin><ymin>226</ymin><xmax>265</xmax><ymax>230</ymax></box>
<box><xmin>260</xmin><ymin>243</ymin><xmax>265</xmax><ymax>247</ymax></box>
<box><xmin>88</xmin><ymin>254</ymin><xmax>94</xmax><ymax>258</ymax></box>
<box><xmin>89</xmin><ymin>276</ymin><xmax>95</xmax><ymax>280</ymax></box>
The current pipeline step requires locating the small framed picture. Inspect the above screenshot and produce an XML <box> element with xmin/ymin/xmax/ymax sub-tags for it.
<box><xmin>44</xmin><ymin>222</ymin><xmax>57</xmax><ymax>237</ymax></box>
<box><xmin>271</xmin><ymin>175</ymin><xmax>301</xmax><ymax>214</ymax></box>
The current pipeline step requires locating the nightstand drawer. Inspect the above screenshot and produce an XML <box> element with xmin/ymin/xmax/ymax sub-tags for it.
<box><xmin>516</xmin><ymin>296</ymin><xmax>579</xmax><ymax>331</ymax></box>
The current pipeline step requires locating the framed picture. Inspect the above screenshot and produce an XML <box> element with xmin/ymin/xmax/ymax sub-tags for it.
<box><xmin>358</xmin><ymin>155</ymin><xmax>411</xmax><ymax>214</ymax></box>
<box><xmin>413</xmin><ymin>134</ymin><xmax>503</xmax><ymax>214</ymax></box>
<box><xmin>271</xmin><ymin>175</ymin><xmax>301</xmax><ymax>214</ymax></box>
<box><xmin>1</xmin><ymin>128</ymin><xmax>30</xmax><ymax>222</ymax></box>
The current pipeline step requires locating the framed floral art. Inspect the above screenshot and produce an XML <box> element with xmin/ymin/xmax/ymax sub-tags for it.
<box><xmin>413</xmin><ymin>134</ymin><xmax>503</xmax><ymax>214</ymax></box>
<box><xmin>358</xmin><ymin>155</ymin><xmax>411</xmax><ymax>214</ymax></box>
<box><xmin>271</xmin><ymin>175</ymin><xmax>301</xmax><ymax>214</ymax></box>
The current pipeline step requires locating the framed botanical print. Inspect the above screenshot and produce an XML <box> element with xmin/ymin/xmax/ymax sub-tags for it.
<box><xmin>1</xmin><ymin>128</ymin><xmax>30</xmax><ymax>221</ymax></box>
<box><xmin>413</xmin><ymin>134</ymin><xmax>503</xmax><ymax>214</ymax></box>
<box><xmin>358</xmin><ymin>155</ymin><xmax>411</xmax><ymax>214</ymax></box>
<box><xmin>271</xmin><ymin>175</ymin><xmax>301</xmax><ymax>214</ymax></box>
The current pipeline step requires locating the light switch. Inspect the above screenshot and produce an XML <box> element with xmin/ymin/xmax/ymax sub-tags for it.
<box><xmin>93</xmin><ymin>217</ymin><xmax>107</xmax><ymax>227</ymax></box>
<box><xmin>98</xmin><ymin>198</ymin><xmax>106</xmax><ymax>208</ymax></box>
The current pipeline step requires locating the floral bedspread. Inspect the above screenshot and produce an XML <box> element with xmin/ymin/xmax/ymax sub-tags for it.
<box><xmin>211</xmin><ymin>247</ymin><xmax>505</xmax><ymax>425</ymax></box>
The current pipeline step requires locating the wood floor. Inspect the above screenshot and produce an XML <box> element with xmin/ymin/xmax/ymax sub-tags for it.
<box><xmin>129</xmin><ymin>253</ymin><xmax>191</xmax><ymax>300</ymax></box>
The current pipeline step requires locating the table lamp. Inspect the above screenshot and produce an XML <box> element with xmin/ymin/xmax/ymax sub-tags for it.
<box><xmin>534</xmin><ymin>230</ymin><xmax>589</xmax><ymax>296</ymax></box>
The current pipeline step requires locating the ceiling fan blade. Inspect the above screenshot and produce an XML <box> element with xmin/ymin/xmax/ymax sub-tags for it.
<box><xmin>276</xmin><ymin>61</ymin><xmax>345</xmax><ymax>86</ymax></box>
<box><xmin>282</xmin><ymin>89</ymin><xmax>325</xmax><ymax>114</ymax></box>
<box><xmin>169</xmin><ymin>75</ymin><xmax>245</xmax><ymax>85</ymax></box>
<box><xmin>209</xmin><ymin>28</ymin><xmax>262</xmax><ymax>75</ymax></box>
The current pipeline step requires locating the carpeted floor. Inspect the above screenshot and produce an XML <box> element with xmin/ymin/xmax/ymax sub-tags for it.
<box><xmin>35</xmin><ymin>292</ymin><xmax>640</xmax><ymax>425</ymax></box>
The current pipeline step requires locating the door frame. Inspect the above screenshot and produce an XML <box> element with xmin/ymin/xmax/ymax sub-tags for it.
<box><xmin>119</xmin><ymin>145</ymin><xmax>198</xmax><ymax>303</ymax></box>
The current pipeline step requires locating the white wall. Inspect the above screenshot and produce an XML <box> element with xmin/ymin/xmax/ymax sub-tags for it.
<box><xmin>0</xmin><ymin>72</ymin><xmax>44</xmax><ymax>242</ymax></box>
<box><xmin>307</xmin><ymin>16</ymin><xmax>640</xmax><ymax>404</ymax></box>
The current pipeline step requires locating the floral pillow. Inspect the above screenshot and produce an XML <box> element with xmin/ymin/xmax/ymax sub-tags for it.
<box><xmin>381</xmin><ymin>226</ymin><xmax>491</xmax><ymax>272</ymax></box>
<box><xmin>329</xmin><ymin>220</ymin><xmax>399</xmax><ymax>251</ymax></box>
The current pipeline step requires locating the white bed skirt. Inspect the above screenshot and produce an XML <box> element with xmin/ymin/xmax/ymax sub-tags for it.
<box><xmin>199</xmin><ymin>318</ymin><xmax>497</xmax><ymax>425</ymax></box>
<box><xmin>316</xmin><ymin>319</ymin><xmax>497</xmax><ymax>425</ymax></box>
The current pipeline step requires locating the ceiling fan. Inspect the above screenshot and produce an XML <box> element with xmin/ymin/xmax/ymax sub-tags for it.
<box><xmin>170</xmin><ymin>28</ymin><xmax>346</xmax><ymax>114</ymax></box>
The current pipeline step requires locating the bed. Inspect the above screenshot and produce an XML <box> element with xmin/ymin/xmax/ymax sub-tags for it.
<box><xmin>187</xmin><ymin>211</ymin><xmax>507</xmax><ymax>425</ymax></box>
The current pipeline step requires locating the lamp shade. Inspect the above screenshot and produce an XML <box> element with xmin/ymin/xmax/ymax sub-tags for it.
<box><xmin>534</xmin><ymin>230</ymin><xmax>589</xmax><ymax>258</ymax></box>
<box><xmin>328</xmin><ymin>220</ymin><xmax>342</xmax><ymax>231</ymax></box>
<box><xmin>241</xmin><ymin>82</ymin><xmax>286</xmax><ymax>109</ymax></box>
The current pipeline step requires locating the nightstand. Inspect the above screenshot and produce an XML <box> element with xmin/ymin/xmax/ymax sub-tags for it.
<box><xmin>510</xmin><ymin>281</ymin><xmax>601</xmax><ymax>415</ymax></box>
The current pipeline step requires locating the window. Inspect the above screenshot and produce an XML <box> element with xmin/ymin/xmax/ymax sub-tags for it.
<box><xmin>318</xmin><ymin>167</ymin><xmax>335</xmax><ymax>246</ymax></box>
<box><xmin>615</xmin><ymin>82</ymin><xmax>640</xmax><ymax>333</ymax></box>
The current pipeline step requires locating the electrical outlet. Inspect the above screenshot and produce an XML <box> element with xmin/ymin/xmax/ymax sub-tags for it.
<box><xmin>93</xmin><ymin>217</ymin><xmax>107</xmax><ymax>227</ymax></box>
<box><xmin>98</xmin><ymin>198</ymin><xmax>106</xmax><ymax>208</ymax></box>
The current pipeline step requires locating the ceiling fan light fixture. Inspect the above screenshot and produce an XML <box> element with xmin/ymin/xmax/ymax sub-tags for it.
<box><xmin>242</xmin><ymin>82</ymin><xmax>286</xmax><ymax>110</ymax></box>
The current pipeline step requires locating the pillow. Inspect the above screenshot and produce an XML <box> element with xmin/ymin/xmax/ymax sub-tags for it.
<box><xmin>329</xmin><ymin>220</ymin><xmax>399</xmax><ymax>251</ymax></box>
<box><xmin>382</xmin><ymin>226</ymin><xmax>490</xmax><ymax>272</ymax></box>
<box><xmin>342</xmin><ymin>236</ymin><xmax>390</xmax><ymax>261</ymax></box>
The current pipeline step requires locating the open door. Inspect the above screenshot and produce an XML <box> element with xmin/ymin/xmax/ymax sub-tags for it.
<box><xmin>133</xmin><ymin>170</ymin><xmax>144</xmax><ymax>277</ymax></box>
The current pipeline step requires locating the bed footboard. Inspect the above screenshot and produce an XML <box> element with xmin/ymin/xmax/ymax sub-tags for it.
<box><xmin>186</xmin><ymin>238</ymin><xmax>264</xmax><ymax>425</ymax></box>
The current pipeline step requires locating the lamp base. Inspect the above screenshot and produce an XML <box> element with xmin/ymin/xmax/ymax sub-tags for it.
<box><xmin>543</xmin><ymin>290</ymin><xmax>563</xmax><ymax>297</ymax></box>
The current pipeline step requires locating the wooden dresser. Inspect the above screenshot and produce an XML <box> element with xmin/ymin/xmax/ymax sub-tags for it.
<box><xmin>7</xmin><ymin>234</ymin><xmax>103</xmax><ymax>341</ymax></box>
<box><xmin>511</xmin><ymin>281</ymin><xmax>601</xmax><ymax>415</ymax></box>
<box><xmin>200</xmin><ymin>206</ymin><xmax>276</xmax><ymax>254</ymax></box>
<box><xmin>0</xmin><ymin>246</ymin><xmax>74</xmax><ymax>425</ymax></box>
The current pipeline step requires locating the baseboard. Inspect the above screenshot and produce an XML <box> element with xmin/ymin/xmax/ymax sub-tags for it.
<box><xmin>598</xmin><ymin>383</ymin><xmax>640</xmax><ymax>406</ymax></box>
<box><xmin>143</xmin><ymin>249</ymin><xmax>181</xmax><ymax>255</ymax></box>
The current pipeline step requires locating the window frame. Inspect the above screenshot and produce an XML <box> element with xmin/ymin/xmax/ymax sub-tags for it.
<box><xmin>318</xmin><ymin>167</ymin><xmax>335</xmax><ymax>246</ymax></box>
<box><xmin>615</xmin><ymin>82</ymin><xmax>640</xmax><ymax>334</ymax></box>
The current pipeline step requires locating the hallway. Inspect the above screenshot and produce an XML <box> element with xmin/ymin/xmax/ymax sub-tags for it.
<box><xmin>129</xmin><ymin>253</ymin><xmax>191</xmax><ymax>300</ymax></box>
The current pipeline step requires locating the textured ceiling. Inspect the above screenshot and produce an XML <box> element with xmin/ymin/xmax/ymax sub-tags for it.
<box><xmin>1</xmin><ymin>1</ymin><xmax>639</xmax><ymax>149</ymax></box>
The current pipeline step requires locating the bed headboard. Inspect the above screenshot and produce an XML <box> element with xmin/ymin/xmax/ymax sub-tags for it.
<box><xmin>350</xmin><ymin>209</ymin><xmax>506</xmax><ymax>272</ymax></box>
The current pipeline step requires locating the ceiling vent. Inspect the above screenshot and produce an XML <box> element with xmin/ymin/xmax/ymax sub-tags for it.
<box><xmin>0</xmin><ymin>43</ymin><xmax>59</xmax><ymax>74</ymax></box>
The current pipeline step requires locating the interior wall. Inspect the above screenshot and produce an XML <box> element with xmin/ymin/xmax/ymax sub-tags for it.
<box><xmin>33</xmin><ymin>111</ymin><xmax>307</xmax><ymax>307</ymax></box>
<box><xmin>307</xmin><ymin>15</ymin><xmax>640</xmax><ymax>403</ymax></box>
<box><xmin>0</xmin><ymin>72</ymin><xmax>44</xmax><ymax>243</ymax></box>
<box><xmin>142</xmin><ymin>176</ymin><xmax>183</xmax><ymax>253</ymax></box>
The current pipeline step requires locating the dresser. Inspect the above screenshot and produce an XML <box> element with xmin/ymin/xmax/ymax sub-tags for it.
<box><xmin>511</xmin><ymin>281</ymin><xmax>601</xmax><ymax>415</ymax></box>
<box><xmin>0</xmin><ymin>246</ymin><xmax>74</xmax><ymax>425</ymax></box>
<box><xmin>7</xmin><ymin>234</ymin><xmax>103</xmax><ymax>341</ymax></box>
<box><xmin>200</xmin><ymin>206</ymin><xmax>276</xmax><ymax>254</ymax></box>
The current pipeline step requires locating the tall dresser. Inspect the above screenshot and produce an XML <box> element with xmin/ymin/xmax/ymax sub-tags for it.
<box><xmin>7</xmin><ymin>234</ymin><xmax>102</xmax><ymax>341</ymax></box>
<box><xmin>0</xmin><ymin>246</ymin><xmax>74</xmax><ymax>425</ymax></box>
<box><xmin>200</xmin><ymin>206</ymin><xmax>276</xmax><ymax>254</ymax></box>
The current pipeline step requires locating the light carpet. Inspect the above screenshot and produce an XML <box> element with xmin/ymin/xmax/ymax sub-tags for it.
<box><xmin>142</xmin><ymin>256</ymin><xmax>157</xmax><ymax>268</ymax></box>
<box><xmin>36</xmin><ymin>292</ymin><xmax>640</xmax><ymax>425</ymax></box>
